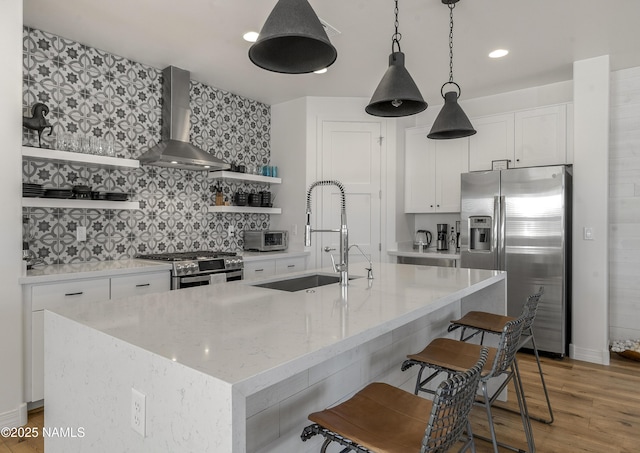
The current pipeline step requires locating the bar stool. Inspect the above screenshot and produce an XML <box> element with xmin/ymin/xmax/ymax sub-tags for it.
<box><xmin>301</xmin><ymin>348</ymin><xmax>489</xmax><ymax>453</ymax></box>
<box><xmin>449</xmin><ymin>287</ymin><xmax>553</xmax><ymax>424</ymax></box>
<box><xmin>402</xmin><ymin>307</ymin><xmax>534</xmax><ymax>453</ymax></box>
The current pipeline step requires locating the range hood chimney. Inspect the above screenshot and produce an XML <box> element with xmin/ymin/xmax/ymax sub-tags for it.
<box><xmin>139</xmin><ymin>66</ymin><xmax>230</xmax><ymax>171</ymax></box>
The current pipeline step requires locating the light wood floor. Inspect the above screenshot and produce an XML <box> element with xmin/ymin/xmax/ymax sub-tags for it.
<box><xmin>1</xmin><ymin>353</ymin><xmax>638</xmax><ymax>452</ymax></box>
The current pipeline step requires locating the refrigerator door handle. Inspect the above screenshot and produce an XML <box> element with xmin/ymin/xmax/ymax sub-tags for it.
<box><xmin>493</xmin><ymin>196</ymin><xmax>499</xmax><ymax>269</ymax></box>
<box><xmin>498</xmin><ymin>195</ymin><xmax>506</xmax><ymax>270</ymax></box>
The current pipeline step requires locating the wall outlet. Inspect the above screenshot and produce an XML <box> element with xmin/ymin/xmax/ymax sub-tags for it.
<box><xmin>76</xmin><ymin>226</ymin><xmax>86</xmax><ymax>242</ymax></box>
<box><xmin>131</xmin><ymin>388</ymin><xmax>146</xmax><ymax>437</ymax></box>
<box><xmin>583</xmin><ymin>227</ymin><xmax>594</xmax><ymax>241</ymax></box>
<box><xmin>228</xmin><ymin>225</ymin><xmax>235</xmax><ymax>237</ymax></box>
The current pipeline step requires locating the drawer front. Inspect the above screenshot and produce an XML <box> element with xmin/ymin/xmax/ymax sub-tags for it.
<box><xmin>110</xmin><ymin>271</ymin><xmax>170</xmax><ymax>300</ymax></box>
<box><xmin>31</xmin><ymin>278</ymin><xmax>110</xmax><ymax>311</ymax></box>
<box><xmin>243</xmin><ymin>260</ymin><xmax>276</xmax><ymax>280</ymax></box>
<box><xmin>275</xmin><ymin>257</ymin><xmax>307</xmax><ymax>275</ymax></box>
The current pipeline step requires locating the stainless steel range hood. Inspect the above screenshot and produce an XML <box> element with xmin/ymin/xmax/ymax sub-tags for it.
<box><xmin>139</xmin><ymin>66</ymin><xmax>230</xmax><ymax>171</ymax></box>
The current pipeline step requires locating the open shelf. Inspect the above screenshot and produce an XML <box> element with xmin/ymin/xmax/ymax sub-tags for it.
<box><xmin>22</xmin><ymin>198</ymin><xmax>139</xmax><ymax>210</ymax></box>
<box><xmin>209</xmin><ymin>170</ymin><xmax>281</xmax><ymax>184</ymax></box>
<box><xmin>22</xmin><ymin>146</ymin><xmax>140</xmax><ymax>170</ymax></box>
<box><xmin>207</xmin><ymin>206</ymin><xmax>281</xmax><ymax>215</ymax></box>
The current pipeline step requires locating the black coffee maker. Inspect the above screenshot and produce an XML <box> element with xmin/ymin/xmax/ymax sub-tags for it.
<box><xmin>437</xmin><ymin>223</ymin><xmax>448</xmax><ymax>251</ymax></box>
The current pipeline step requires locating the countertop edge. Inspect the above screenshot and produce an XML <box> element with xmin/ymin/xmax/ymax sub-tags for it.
<box><xmin>19</xmin><ymin>259</ymin><xmax>172</xmax><ymax>285</ymax></box>
<box><xmin>240</xmin><ymin>250</ymin><xmax>310</xmax><ymax>262</ymax></box>
<box><xmin>387</xmin><ymin>249</ymin><xmax>461</xmax><ymax>259</ymax></box>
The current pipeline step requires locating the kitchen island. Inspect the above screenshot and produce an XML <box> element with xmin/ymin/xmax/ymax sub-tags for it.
<box><xmin>44</xmin><ymin>262</ymin><xmax>505</xmax><ymax>452</ymax></box>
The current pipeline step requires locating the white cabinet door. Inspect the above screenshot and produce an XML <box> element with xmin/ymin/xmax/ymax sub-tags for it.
<box><xmin>514</xmin><ymin>105</ymin><xmax>567</xmax><ymax>167</ymax></box>
<box><xmin>469</xmin><ymin>114</ymin><xmax>515</xmax><ymax>171</ymax></box>
<box><xmin>435</xmin><ymin>138</ymin><xmax>469</xmax><ymax>213</ymax></box>
<box><xmin>31</xmin><ymin>278</ymin><xmax>110</xmax><ymax>311</ymax></box>
<box><xmin>275</xmin><ymin>256</ymin><xmax>307</xmax><ymax>275</ymax></box>
<box><xmin>405</xmin><ymin>126</ymin><xmax>468</xmax><ymax>213</ymax></box>
<box><xmin>110</xmin><ymin>271</ymin><xmax>170</xmax><ymax>300</ymax></box>
<box><xmin>243</xmin><ymin>260</ymin><xmax>276</xmax><ymax>280</ymax></box>
<box><xmin>404</xmin><ymin>127</ymin><xmax>435</xmax><ymax>213</ymax></box>
<box><xmin>30</xmin><ymin>277</ymin><xmax>110</xmax><ymax>402</ymax></box>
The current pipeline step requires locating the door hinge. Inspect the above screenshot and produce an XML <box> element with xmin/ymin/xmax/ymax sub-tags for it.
<box><xmin>379</xmin><ymin>243</ymin><xmax>381</xmax><ymax>251</ymax></box>
<box><xmin>379</xmin><ymin>190</ymin><xmax>382</xmax><ymax>199</ymax></box>
<box><xmin>378</xmin><ymin>136</ymin><xmax>384</xmax><ymax>145</ymax></box>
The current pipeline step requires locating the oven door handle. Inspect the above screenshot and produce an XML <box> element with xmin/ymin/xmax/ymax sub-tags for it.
<box><xmin>225</xmin><ymin>270</ymin><xmax>244</xmax><ymax>280</ymax></box>
<box><xmin>180</xmin><ymin>275</ymin><xmax>213</xmax><ymax>284</ymax></box>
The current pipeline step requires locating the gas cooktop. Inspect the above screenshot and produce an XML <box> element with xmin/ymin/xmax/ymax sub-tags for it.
<box><xmin>136</xmin><ymin>251</ymin><xmax>238</xmax><ymax>262</ymax></box>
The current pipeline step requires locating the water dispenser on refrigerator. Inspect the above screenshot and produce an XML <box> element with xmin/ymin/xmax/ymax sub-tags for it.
<box><xmin>469</xmin><ymin>216</ymin><xmax>492</xmax><ymax>251</ymax></box>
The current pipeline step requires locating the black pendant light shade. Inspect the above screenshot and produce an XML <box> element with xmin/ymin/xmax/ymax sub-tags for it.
<box><xmin>248</xmin><ymin>0</ymin><xmax>337</xmax><ymax>74</ymax></box>
<box><xmin>366</xmin><ymin>52</ymin><xmax>428</xmax><ymax>117</ymax></box>
<box><xmin>428</xmin><ymin>0</ymin><xmax>476</xmax><ymax>140</ymax></box>
<box><xmin>428</xmin><ymin>90</ymin><xmax>476</xmax><ymax>139</ymax></box>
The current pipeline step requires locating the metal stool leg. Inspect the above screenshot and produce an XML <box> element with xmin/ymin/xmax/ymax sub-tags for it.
<box><xmin>472</xmin><ymin>369</ymin><xmax>535</xmax><ymax>453</ymax></box>
<box><xmin>529</xmin><ymin>335</ymin><xmax>554</xmax><ymax>424</ymax></box>
<box><xmin>493</xmin><ymin>335</ymin><xmax>554</xmax><ymax>424</ymax></box>
<box><xmin>482</xmin><ymin>381</ymin><xmax>500</xmax><ymax>453</ymax></box>
<box><xmin>512</xmin><ymin>359</ymin><xmax>536</xmax><ymax>453</ymax></box>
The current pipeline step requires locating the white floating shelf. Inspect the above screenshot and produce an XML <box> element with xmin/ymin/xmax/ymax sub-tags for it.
<box><xmin>209</xmin><ymin>171</ymin><xmax>281</xmax><ymax>184</ymax></box>
<box><xmin>208</xmin><ymin>206</ymin><xmax>282</xmax><ymax>214</ymax></box>
<box><xmin>22</xmin><ymin>198</ymin><xmax>139</xmax><ymax>210</ymax></box>
<box><xmin>22</xmin><ymin>146</ymin><xmax>140</xmax><ymax>170</ymax></box>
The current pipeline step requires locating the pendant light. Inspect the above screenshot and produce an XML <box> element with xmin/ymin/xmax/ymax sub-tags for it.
<box><xmin>428</xmin><ymin>0</ymin><xmax>476</xmax><ymax>139</ymax></box>
<box><xmin>365</xmin><ymin>0</ymin><xmax>427</xmax><ymax>117</ymax></box>
<box><xmin>248</xmin><ymin>0</ymin><xmax>337</xmax><ymax>74</ymax></box>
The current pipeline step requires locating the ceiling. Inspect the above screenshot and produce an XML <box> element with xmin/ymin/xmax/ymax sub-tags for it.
<box><xmin>23</xmin><ymin>0</ymin><xmax>640</xmax><ymax>107</ymax></box>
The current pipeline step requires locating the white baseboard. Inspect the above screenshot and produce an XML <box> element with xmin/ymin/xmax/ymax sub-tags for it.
<box><xmin>569</xmin><ymin>344</ymin><xmax>610</xmax><ymax>365</ymax></box>
<box><xmin>0</xmin><ymin>402</ymin><xmax>27</xmax><ymax>428</ymax></box>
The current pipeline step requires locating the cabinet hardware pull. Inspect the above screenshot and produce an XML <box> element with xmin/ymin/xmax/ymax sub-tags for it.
<box><xmin>135</xmin><ymin>283</ymin><xmax>151</xmax><ymax>287</ymax></box>
<box><xmin>287</xmin><ymin>264</ymin><xmax>295</xmax><ymax>268</ymax></box>
<box><xmin>65</xmin><ymin>292</ymin><xmax>83</xmax><ymax>296</ymax></box>
<box><xmin>255</xmin><ymin>269</ymin><xmax>264</xmax><ymax>272</ymax></box>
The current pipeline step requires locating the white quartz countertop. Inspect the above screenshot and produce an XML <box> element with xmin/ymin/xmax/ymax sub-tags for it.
<box><xmin>49</xmin><ymin>262</ymin><xmax>503</xmax><ymax>395</ymax></box>
<box><xmin>19</xmin><ymin>259</ymin><xmax>172</xmax><ymax>284</ymax></box>
<box><xmin>387</xmin><ymin>242</ymin><xmax>461</xmax><ymax>259</ymax></box>
<box><xmin>239</xmin><ymin>249</ymin><xmax>310</xmax><ymax>262</ymax></box>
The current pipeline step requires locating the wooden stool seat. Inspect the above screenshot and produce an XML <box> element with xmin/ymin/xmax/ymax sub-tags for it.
<box><xmin>308</xmin><ymin>382</ymin><xmax>433</xmax><ymax>453</ymax></box>
<box><xmin>450</xmin><ymin>311</ymin><xmax>515</xmax><ymax>334</ymax></box>
<box><xmin>407</xmin><ymin>338</ymin><xmax>496</xmax><ymax>377</ymax></box>
<box><xmin>302</xmin><ymin>349</ymin><xmax>489</xmax><ymax>453</ymax></box>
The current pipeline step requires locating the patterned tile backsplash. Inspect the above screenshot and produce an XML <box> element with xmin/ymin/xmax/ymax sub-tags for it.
<box><xmin>22</xmin><ymin>26</ymin><xmax>272</xmax><ymax>264</ymax></box>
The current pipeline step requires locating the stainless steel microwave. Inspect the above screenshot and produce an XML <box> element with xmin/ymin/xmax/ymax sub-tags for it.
<box><xmin>243</xmin><ymin>230</ymin><xmax>288</xmax><ymax>252</ymax></box>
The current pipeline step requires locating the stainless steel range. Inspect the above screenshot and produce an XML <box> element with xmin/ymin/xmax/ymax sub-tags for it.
<box><xmin>137</xmin><ymin>251</ymin><xmax>243</xmax><ymax>289</ymax></box>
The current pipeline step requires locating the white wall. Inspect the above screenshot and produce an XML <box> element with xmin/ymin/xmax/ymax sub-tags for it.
<box><xmin>270</xmin><ymin>98</ymin><xmax>308</xmax><ymax>251</ymax></box>
<box><xmin>609</xmin><ymin>66</ymin><xmax>640</xmax><ymax>341</ymax></box>
<box><xmin>0</xmin><ymin>0</ymin><xmax>27</xmax><ymax>428</ymax></box>
<box><xmin>570</xmin><ymin>56</ymin><xmax>610</xmax><ymax>364</ymax></box>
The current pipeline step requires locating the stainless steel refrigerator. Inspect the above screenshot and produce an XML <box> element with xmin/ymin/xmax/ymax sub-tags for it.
<box><xmin>460</xmin><ymin>166</ymin><xmax>571</xmax><ymax>356</ymax></box>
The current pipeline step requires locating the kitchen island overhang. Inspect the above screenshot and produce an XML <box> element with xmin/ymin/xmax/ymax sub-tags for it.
<box><xmin>43</xmin><ymin>263</ymin><xmax>506</xmax><ymax>453</ymax></box>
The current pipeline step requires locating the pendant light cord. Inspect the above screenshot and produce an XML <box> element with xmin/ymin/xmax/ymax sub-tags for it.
<box><xmin>448</xmin><ymin>2</ymin><xmax>455</xmax><ymax>84</ymax></box>
<box><xmin>392</xmin><ymin>0</ymin><xmax>402</xmax><ymax>53</ymax></box>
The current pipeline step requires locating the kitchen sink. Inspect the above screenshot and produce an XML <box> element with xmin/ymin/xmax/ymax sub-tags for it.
<box><xmin>252</xmin><ymin>273</ymin><xmax>358</xmax><ymax>292</ymax></box>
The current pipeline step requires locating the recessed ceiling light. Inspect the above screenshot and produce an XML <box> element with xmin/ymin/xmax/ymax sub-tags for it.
<box><xmin>243</xmin><ymin>31</ymin><xmax>259</xmax><ymax>43</ymax></box>
<box><xmin>489</xmin><ymin>49</ymin><xmax>509</xmax><ymax>59</ymax></box>
<box><xmin>314</xmin><ymin>68</ymin><xmax>328</xmax><ymax>74</ymax></box>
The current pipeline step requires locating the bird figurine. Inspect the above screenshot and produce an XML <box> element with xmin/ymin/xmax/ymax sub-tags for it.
<box><xmin>23</xmin><ymin>103</ymin><xmax>53</xmax><ymax>148</ymax></box>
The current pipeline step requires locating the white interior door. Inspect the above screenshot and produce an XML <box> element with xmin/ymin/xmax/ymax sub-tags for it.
<box><xmin>319</xmin><ymin>120</ymin><xmax>382</xmax><ymax>270</ymax></box>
